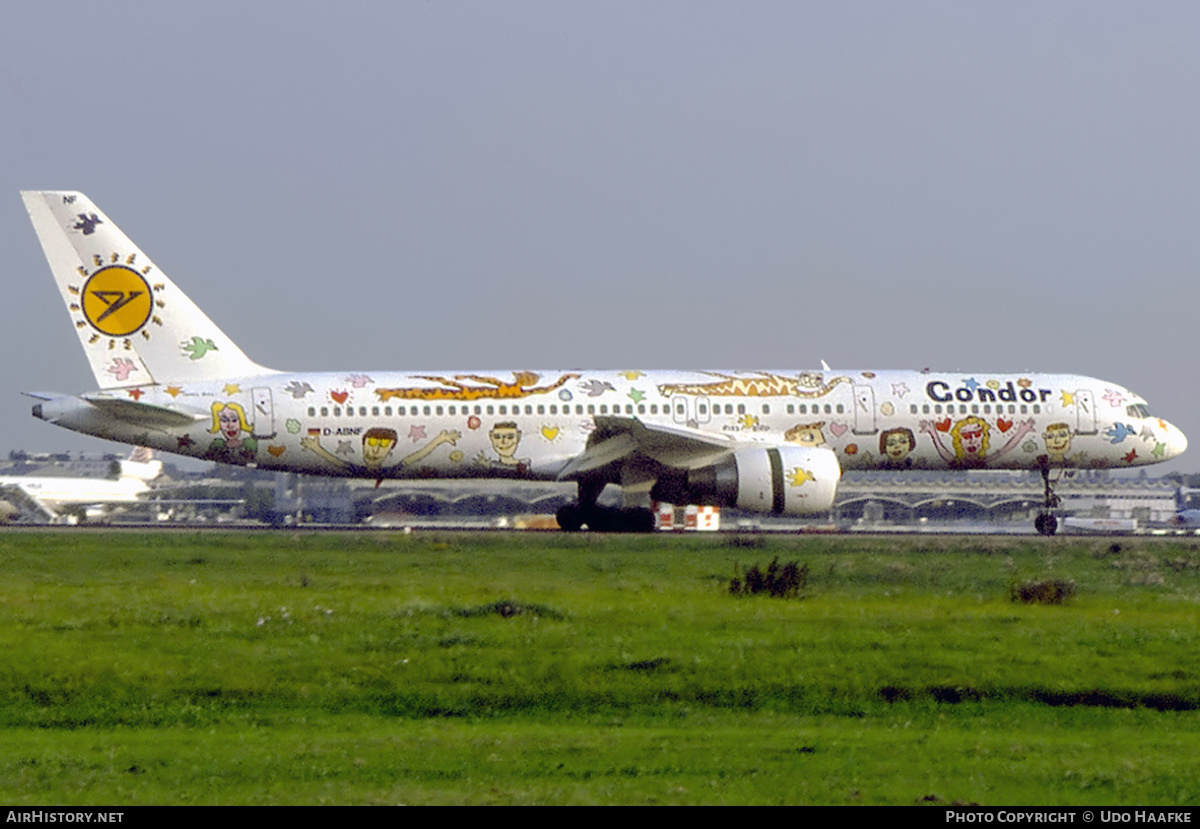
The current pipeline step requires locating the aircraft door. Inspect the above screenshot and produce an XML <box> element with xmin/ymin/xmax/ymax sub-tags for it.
<box><xmin>251</xmin><ymin>388</ymin><xmax>276</xmax><ymax>439</ymax></box>
<box><xmin>1074</xmin><ymin>389</ymin><xmax>1097</xmax><ymax>435</ymax></box>
<box><xmin>852</xmin><ymin>384</ymin><xmax>877</xmax><ymax>435</ymax></box>
<box><xmin>669</xmin><ymin>395</ymin><xmax>711</xmax><ymax>427</ymax></box>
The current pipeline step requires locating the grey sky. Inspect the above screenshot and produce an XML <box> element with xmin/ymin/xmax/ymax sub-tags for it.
<box><xmin>2</xmin><ymin>1</ymin><xmax>1198</xmax><ymax>473</ymax></box>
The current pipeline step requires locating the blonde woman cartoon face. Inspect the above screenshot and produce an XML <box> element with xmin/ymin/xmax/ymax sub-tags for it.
<box><xmin>209</xmin><ymin>402</ymin><xmax>252</xmax><ymax>448</ymax></box>
<box><xmin>950</xmin><ymin>416</ymin><xmax>990</xmax><ymax>461</ymax></box>
<box><xmin>217</xmin><ymin>407</ymin><xmax>242</xmax><ymax>441</ymax></box>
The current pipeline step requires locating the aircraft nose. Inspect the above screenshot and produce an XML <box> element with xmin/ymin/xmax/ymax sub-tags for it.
<box><xmin>1163</xmin><ymin>420</ymin><xmax>1188</xmax><ymax>460</ymax></box>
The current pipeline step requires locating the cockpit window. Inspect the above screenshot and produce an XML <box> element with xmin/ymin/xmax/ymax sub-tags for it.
<box><xmin>1126</xmin><ymin>404</ymin><xmax>1152</xmax><ymax>419</ymax></box>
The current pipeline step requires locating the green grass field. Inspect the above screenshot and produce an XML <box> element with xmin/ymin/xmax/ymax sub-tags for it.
<box><xmin>1</xmin><ymin>530</ymin><xmax>1198</xmax><ymax>805</ymax></box>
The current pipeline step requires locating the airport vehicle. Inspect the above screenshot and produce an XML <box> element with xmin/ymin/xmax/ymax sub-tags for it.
<box><xmin>21</xmin><ymin>191</ymin><xmax>1188</xmax><ymax>534</ymax></box>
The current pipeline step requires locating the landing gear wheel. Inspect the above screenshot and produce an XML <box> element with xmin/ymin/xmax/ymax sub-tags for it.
<box><xmin>556</xmin><ymin>504</ymin><xmax>656</xmax><ymax>533</ymax></box>
<box><xmin>624</xmin><ymin>507</ymin><xmax>656</xmax><ymax>534</ymax></box>
<box><xmin>1034</xmin><ymin>461</ymin><xmax>1062</xmax><ymax>536</ymax></box>
<box><xmin>556</xmin><ymin>504</ymin><xmax>584</xmax><ymax>532</ymax></box>
<box><xmin>1035</xmin><ymin>512</ymin><xmax>1058</xmax><ymax>537</ymax></box>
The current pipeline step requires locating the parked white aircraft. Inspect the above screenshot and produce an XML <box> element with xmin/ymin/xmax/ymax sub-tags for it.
<box><xmin>0</xmin><ymin>447</ymin><xmax>162</xmax><ymax>523</ymax></box>
<box><xmin>1171</xmin><ymin>487</ymin><xmax>1200</xmax><ymax>529</ymax></box>
<box><xmin>21</xmin><ymin>191</ymin><xmax>1188</xmax><ymax>534</ymax></box>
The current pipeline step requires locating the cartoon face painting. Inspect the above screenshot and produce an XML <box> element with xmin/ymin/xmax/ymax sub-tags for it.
<box><xmin>1042</xmin><ymin>422</ymin><xmax>1073</xmax><ymax>463</ymax></box>
<box><xmin>879</xmin><ymin>427</ymin><xmax>916</xmax><ymax>467</ymax></box>
<box><xmin>488</xmin><ymin>422</ymin><xmax>522</xmax><ymax>465</ymax></box>
<box><xmin>952</xmin><ymin>417</ymin><xmax>989</xmax><ymax>463</ymax></box>
<box><xmin>785</xmin><ymin>422</ymin><xmax>826</xmax><ymax>447</ymax></box>
<box><xmin>361</xmin><ymin>427</ymin><xmax>399</xmax><ymax>472</ymax></box>
<box><xmin>206</xmin><ymin>401</ymin><xmax>257</xmax><ymax>462</ymax></box>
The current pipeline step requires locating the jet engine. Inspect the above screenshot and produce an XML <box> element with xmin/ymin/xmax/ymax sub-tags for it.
<box><xmin>651</xmin><ymin>446</ymin><xmax>840</xmax><ymax>516</ymax></box>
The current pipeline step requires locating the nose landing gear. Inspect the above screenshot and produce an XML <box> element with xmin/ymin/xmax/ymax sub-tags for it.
<box><xmin>1035</xmin><ymin>461</ymin><xmax>1062</xmax><ymax>536</ymax></box>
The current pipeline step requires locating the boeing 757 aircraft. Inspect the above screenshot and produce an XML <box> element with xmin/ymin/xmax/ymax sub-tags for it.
<box><xmin>21</xmin><ymin>191</ymin><xmax>1188</xmax><ymax>534</ymax></box>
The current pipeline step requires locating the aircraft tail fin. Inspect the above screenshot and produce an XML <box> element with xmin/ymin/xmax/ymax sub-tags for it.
<box><xmin>118</xmin><ymin>447</ymin><xmax>163</xmax><ymax>483</ymax></box>
<box><xmin>21</xmin><ymin>191</ymin><xmax>276</xmax><ymax>389</ymax></box>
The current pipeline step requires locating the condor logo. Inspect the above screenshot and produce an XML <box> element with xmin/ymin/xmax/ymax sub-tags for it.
<box><xmin>81</xmin><ymin>266</ymin><xmax>154</xmax><ymax>337</ymax></box>
<box><xmin>926</xmin><ymin>380</ymin><xmax>1052</xmax><ymax>405</ymax></box>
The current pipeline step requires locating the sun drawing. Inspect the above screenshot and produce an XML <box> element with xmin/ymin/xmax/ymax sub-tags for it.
<box><xmin>68</xmin><ymin>252</ymin><xmax>165</xmax><ymax>349</ymax></box>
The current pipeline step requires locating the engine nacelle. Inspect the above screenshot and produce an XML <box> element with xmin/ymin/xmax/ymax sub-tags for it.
<box><xmin>653</xmin><ymin>445</ymin><xmax>841</xmax><ymax>516</ymax></box>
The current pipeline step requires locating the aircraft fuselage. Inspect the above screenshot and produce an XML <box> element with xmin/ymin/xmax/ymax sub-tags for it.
<box><xmin>36</xmin><ymin>368</ymin><xmax>1186</xmax><ymax>480</ymax></box>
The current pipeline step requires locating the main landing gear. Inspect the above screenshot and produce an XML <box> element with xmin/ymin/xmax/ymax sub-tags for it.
<box><xmin>1035</xmin><ymin>461</ymin><xmax>1062</xmax><ymax>536</ymax></box>
<box><xmin>555</xmin><ymin>478</ymin><xmax>656</xmax><ymax>533</ymax></box>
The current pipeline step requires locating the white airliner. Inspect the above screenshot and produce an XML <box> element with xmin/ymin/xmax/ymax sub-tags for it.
<box><xmin>21</xmin><ymin>191</ymin><xmax>1188</xmax><ymax>534</ymax></box>
<box><xmin>0</xmin><ymin>447</ymin><xmax>162</xmax><ymax>523</ymax></box>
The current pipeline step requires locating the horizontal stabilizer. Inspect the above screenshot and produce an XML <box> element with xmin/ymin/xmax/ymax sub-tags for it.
<box><xmin>80</xmin><ymin>395</ymin><xmax>202</xmax><ymax>428</ymax></box>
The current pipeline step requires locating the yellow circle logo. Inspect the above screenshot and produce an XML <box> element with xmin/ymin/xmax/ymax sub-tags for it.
<box><xmin>81</xmin><ymin>266</ymin><xmax>154</xmax><ymax>337</ymax></box>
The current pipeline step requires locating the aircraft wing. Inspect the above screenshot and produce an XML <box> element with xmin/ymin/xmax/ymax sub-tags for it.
<box><xmin>557</xmin><ymin>416</ymin><xmax>738</xmax><ymax>480</ymax></box>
